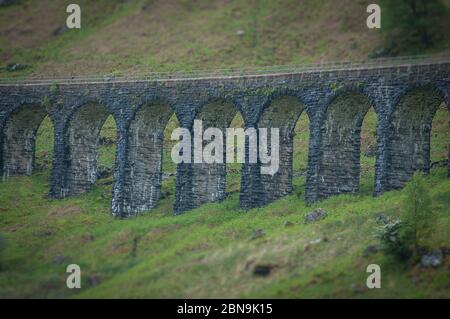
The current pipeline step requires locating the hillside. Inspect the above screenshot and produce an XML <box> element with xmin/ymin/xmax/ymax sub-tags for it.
<box><xmin>0</xmin><ymin>0</ymin><xmax>449</xmax><ymax>298</ymax></box>
<box><xmin>1</xmin><ymin>0</ymin><xmax>450</xmax><ymax>77</ymax></box>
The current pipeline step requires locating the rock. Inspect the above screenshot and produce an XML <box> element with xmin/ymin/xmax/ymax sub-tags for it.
<box><xmin>304</xmin><ymin>237</ymin><xmax>327</xmax><ymax>251</ymax></box>
<box><xmin>283</xmin><ymin>220</ymin><xmax>294</xmax><ymax>227</ymax></box>
<box><xmin>53</xmin><ymin>25</ymin><xmax>69</xmax><ymax>36</ymax></box>
<box><xmin>236</xmin><ymin>30</ymin><xmax>245</xmax><ymax>36</ymax></box>
<box><xmin>250</xmin><ymin>229</ymin><xmax>266</xmax><ymax>240</ymax></box>
<box><xmin>375</xmin><ymin>213</ymin><xmax>390</xmax><ymax>225</ymax></box>
<box><xmin>420</xmin><ymin>249</ymin><xmax>443</xmax><ymax>268</ymax></box>
<box><xmin>99</xmin><ymin>136</ymin><xmax>115</xmax><ymax>146</ymax></box>
<box><xmin>363</xmin><ymin>245</ymin><xmax>379</xmax><ymax>257</ymax></box>
<box><xmin>431</xmin><ymin>159</ymin><xmax>448</xmax><ymax>169</ymax></box>
<box><xmin>160</xmin><ymin>190</ymin><xmax>172</xmax><ymax>199</ymax></box>
<box><xmin>162</xmin><ymin>172</ymin><xmax>175</xmax><ymax>180</ymax></box>
<box><xmin>351</xmin><ymin>283</ymin><xmax>366</xmax><ymax>293</ymax></box>
<box><xmin>6</xmin><ymin>62</ymin><xmax>28</xmax><ymax>72</ymax></box>
<box><xmin>53</xmin><ymin>255</ymin><xmax>68</xmax><ymax>265</ymax></box>
<box><xmin>442</xmin><ymin>246</ymin><xmax>450</xmax><ymax>257</ymax></box>
<box><xmin>304</xmin><ymin>208</ymin><xmax>328</xmax><ymax>223</ymax></box>
<box><xmin>97</xmin><ymin>166</ymin><xmax>113</xmax><ymax>179</ymax></box>
<box><xmin>253</xmin><ymin>265</ymin><xmax>272</xmax><ymax>276</ymax></box>
<box><xmin>365</xmin><ymin>145</ymin><xmax>376</xmax><ymax>157</ymax></box>
<box><xmin>88</xmin><ymin>275</ymin><xmax>100</xmax><ymax>287</ymax></box>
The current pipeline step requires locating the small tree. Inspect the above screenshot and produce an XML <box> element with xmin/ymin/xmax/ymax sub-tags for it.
<box><xmin>376</xmin><ymin>171</ymin><xmax>433</xmax><ymax>261</ymax></box>
<box><xmin>380</xmin><ymin>0</ymin><xmax>448</xmax><ymax>54</ymax></box>
<box><xmin>403</xmin><ymin>171</ymin><xmax>433</xmax><ymax>259</ymax></box>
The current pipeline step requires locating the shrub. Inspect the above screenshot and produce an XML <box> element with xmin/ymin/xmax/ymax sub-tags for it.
<box><xmin>376</xmin><ymin>172</ymin><xmax>434</xmax><ymax>261</ymax></box>
<box><xmin>403</xmin><ymin>171</ymin><xmax>434</xmax><ymax>259</ymax></box>
<box><xmin>380</xmin><ymin>0</ymin><xmax>449</xmax><ymax>54</ymax></box>
<box><xmin>375</xmin><ymin>220</ymin><xmax>412</xmax><ymax>260</ymax></box>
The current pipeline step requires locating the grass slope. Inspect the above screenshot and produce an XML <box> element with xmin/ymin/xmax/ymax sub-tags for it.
<box><xmin>0</xmin><ymin>0</ymin><xmax>449</xmax><ymax>298</ymax></box>
<box><xmin>0</xmin><ymin>103</ymin><xmax>448</xmax><ymax>298</ymax></box>
<box><xmin>1</xmin><ymin>0</ymin><xmax>450</xmax><ymax>77</ymax></box>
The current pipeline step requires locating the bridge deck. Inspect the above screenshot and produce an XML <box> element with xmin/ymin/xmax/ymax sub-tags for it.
<box><xmin>0</xmin><ymin>54</ymin><xmax>449</xmax><ymax>86</ymax></box>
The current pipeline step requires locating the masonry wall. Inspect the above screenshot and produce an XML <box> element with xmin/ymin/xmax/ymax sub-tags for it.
<box><xmin>0</xmin><ymin>63</ymin><xmax>448</xmax><ymax>217</ymax></box>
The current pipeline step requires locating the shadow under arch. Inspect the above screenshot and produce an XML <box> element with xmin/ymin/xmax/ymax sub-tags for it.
<box><xmin>385</xmin><ymin>85</ymin><xmax>447</xmax><ymax>190</ymax></box>
<box><xmin>257</xmin><ymin>94</ymin><xmax>306</xmax><ymax>205</ymax></box>
<box><xmin>117</xmin><ymin>101</ymin><xmax>176</xmax><ymax>217</ymax></box>
<box><xmin>189</xmin><ymin>98</ymin><xmax>242</xmax><ymax>209</ymax></box>
<box><xmin>317</xmin><ymin>89</ymin><xmax>377</xmax><ymax>199</ymax></box>
<box><xmin>1</xmin><ymin>103</ymin><xmax>51</xmax><ymax>180</ymax></box>
<box><xmin>63</xmin><ymin>101</ymin><xmax>117</xmax><ymax>196</ymax></box>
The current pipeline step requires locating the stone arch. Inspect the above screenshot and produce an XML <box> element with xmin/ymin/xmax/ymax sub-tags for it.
<box><xmin>191</xmin><ymin>98</ymin><xmax>241</xmax><ymax>208</ymax></box>
<box><xmin>118</xmin><ymin>101</ymin><xmax>175</xmax><ymax>216</ymax></box>
<box><xmin>1</xmin><ymin>104</ymin><xmax>50</xmax><ymax>180</ymax></box>
<box><xmin>257</xmin><ymin>95</ymin><xmax>305</xmax><ymax>205</ymax></box>
<box><xmin>63</xmin><ymin>101</ymin><xmax>116</xmax><ymax>196</ymax></box>
<box><xmin>317</xmin><ymin>90</ymin><xmax>375</xmax><ymax>199</ymax></box>
<box><xmin>385</xmin><ymin>85</ymin><xmax>446</xmax><ymax>189</ymax></box>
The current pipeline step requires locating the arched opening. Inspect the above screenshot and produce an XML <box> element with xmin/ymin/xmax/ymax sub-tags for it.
<box><xmin>257</xmin><ymin>95</ymin><xmax>304</xmax><ymax>205</ymax></box>
<box><xmin>120</xmin><ymin>103</ymin><xmax>175</xmax><ymax>216</ymax></box>
<box><xmin>359</xmin><ymin>106</ymin><xmax>377</xmax><ymax>194</ymax></box>
<box><xmin>191</xmin><ymin>100</ymin><xmax>240</xmax><ymax>208</ymax></box>
<box><xmin>35</xmin><ymin>116</ymin><xmax>54</xmax><ymax>173</ymax></box>
<box><xmin>1</xmin><ymin>104</ymin><xmax>49</xmax><ymax>180</ymax></box>
<box><xmin>226</xmin><ymin>112</ymin><xmax>244</xmax><ymax>197</ymax></box>
<box><xmin>97</xmin><ymin>115</ymin><xmax>117</xmax><ymax>182</ymax></box>
<box><xmin>386</xmin><ymin>87</ymin><xmax>444</xmax><ymax>189</ymax></box>
<box><xmin>64</xmin><ymin>103</ymin><xmax>116</xmax><ymax>196</ymax></box>
<box><xmin>317</xmin><ymin>91</ymin><xmax>374</xmax><ymax>199</ymax></box>
<box><xmin>163</xmin><ymin>113</ymin><xmax>180</xmax><ymax>181</ymax></box>
<box><xmin>292</xmin><ymin>112</ymin><xmax>310</xmax><ymax>197</ymax></box>
<box><xmin>430</xmin><ymin>102</ymin><xmax>450</xmax><ymax>176</ymax></box>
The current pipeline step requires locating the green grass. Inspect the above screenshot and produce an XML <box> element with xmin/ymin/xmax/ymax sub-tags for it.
<box><xmin>0</xmin><ymin>167</ymin><xmax>449</xmax><ymax>298</ymax></box>
<box><xmin>0</xmin><ymin>0</ymin><xmax>449</xmax><ymax>299</ymax></box>
<box><xmin>2</xmin><ymin>0</ymin><xmax>449</xmax><ymax>78</ymax></box>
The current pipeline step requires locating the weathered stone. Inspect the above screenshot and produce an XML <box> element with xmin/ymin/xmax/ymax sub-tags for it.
<box><xmin>6</xmin><ymin>63</ymin><xmax>28</xmax><ymax>72</ymax></box>
<box><xmin>253</xmin><ymin>264</ymin><xmax>272</xmax><ymax>276</ymax></box>
<box><xmin>97</xmin><ymin>165</ymin><xmax>113</xmax><ymax>179</ymax></box>
<box><xmin>363</xmin><ymin>245</ymin><xmax>379</xmax><ymax>257</ymax></box>
<box><xmin>365</xmin><ymin>144</ymin><xmax>376</xmax><ymax>157</ymax></box>
<box><xmin>0</xmin><ymin>62</ymin><xmax>448</xmax><ymax>217</ymax></box>
<box><xmin>250</xmin><ymin>229</ymin><xmax>266</xmax><ymax>240</ymax></box>
<box><xmin>420</xmin><ymin>249</ymin><xmax>443</xmax><ymax>268</ymax></box>
<box><xmin>305</xmin><ymin>208</ymin><xmax>328</xmax><ymax>223</ymax></box>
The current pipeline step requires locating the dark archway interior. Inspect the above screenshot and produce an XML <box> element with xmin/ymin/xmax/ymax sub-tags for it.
<box><xmin>1</xmin><ymin>105</ymin><xmax>48</xmax><ymax>180</ymax></box>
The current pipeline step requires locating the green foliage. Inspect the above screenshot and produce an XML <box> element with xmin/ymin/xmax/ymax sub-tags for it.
<box><xmin>403</xmin><ymin>171</ymin><xmax>434</xmax><ymax>257</ymax></box>
<box><xmin>375</xmin><ymin>220</ymin><xmax>412</xmax><ymax>260</ymax></box>
<box><xmin>376</xmin><ymin>172</ymin><xmax>435</xmax><ymax>261</ymax></box>
<box><xmin>380</xmin><ymin>0</ymin><xmax>449</xmax><ymax>54</ymax></box>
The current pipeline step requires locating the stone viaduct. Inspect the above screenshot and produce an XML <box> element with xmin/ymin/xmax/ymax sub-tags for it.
<box><xmin>0</xmin><ymin>57</ymin><xmax>449</xmax><ymax>217</ymax></box>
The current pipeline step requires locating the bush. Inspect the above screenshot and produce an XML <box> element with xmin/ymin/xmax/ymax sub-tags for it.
<box><xmin>376</xmin><ymin>172</ymin><xmax>434</xmax><ymax>261</ymax></box>
<box><xmin>375</xmin><ymin>220</ymin><xmax>413</xmax><ymax>260</ymax></box>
